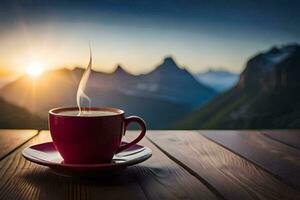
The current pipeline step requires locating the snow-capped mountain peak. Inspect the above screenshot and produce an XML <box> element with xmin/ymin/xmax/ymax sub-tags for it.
<box><xmin>260</xmin><ymin>44</ymin><xmax>298</xmax><ymax>72</ymax></box>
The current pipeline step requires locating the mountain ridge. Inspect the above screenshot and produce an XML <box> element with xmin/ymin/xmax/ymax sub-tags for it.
<box><xmin>178</xmin><ymin>43</ymin><xmax>300</xmax><ymax>129</ymax></box>
<box><xmin>0</xmin><ymin>56</ymin><xmax>216</xmax><ymax>129</ymax></box>
<box><xmin>238</xmin><ymin>44</ymin><xmax>300</xmax><ymax>90</ymax></box>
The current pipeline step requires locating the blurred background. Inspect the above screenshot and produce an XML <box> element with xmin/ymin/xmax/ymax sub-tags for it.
<box><xmin>0</xmin><ymin>0</ymin><xmax>299</xmax><ymax>129</ymax></box>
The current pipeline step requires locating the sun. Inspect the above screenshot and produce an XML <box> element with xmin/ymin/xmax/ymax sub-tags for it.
<box><xmin>26</xmin><ymin>62</ymin><xmax>44</xmax><ymax>78</ymax></box>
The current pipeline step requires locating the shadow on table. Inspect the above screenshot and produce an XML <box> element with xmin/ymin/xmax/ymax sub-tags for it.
<box><xmin>21</xmin><ymin>167</ymin><xmax>137</xmax><ymax>182</ymax></box>
<box><xmin>17</xmin><ymin>166</ymin><xmax>153</xmax><ymax>199</ymax></box>
<box><xmin>17</xmin><ymin>163</ymin><xmax>183</xmax><ymax>199</ymax></box>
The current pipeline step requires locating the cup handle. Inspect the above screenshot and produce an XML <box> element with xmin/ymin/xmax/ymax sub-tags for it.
<box><xmin>116</xmin><ymin>116</ymin><xmax>146</xmax><ymax>153</ymax></box>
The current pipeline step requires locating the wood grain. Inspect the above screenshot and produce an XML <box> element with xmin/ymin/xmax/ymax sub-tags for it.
<box><xmin>126</xmin><ymin>132</ymin><xmax>218</xmax><ymax>200</ymax></box>
<box><xmin>0</xmin><ymin>130</ymin><xmax>217</xmax><ymax>200</ymax></box>
<box><xmin>148</xmin><ymin>131</ymin><xmax>300</xmax><ymax>200</ymax></box>
<box><xmin>0</xmin><ymin>129</ymin><xmax>38</xmax><ymax>160</ymax></box>
<box><xmin>261</xmin><ymin>130</ymin><xmax>300</xmax><ymax>149</ymax></box>
<box><xmin>201</xmin><ymin>130</ymin><xmax>300</xmax><ymax>190</ymax></box>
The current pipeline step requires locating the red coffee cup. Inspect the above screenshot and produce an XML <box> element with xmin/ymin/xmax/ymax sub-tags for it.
<box><xmin>49</xmin><ymin>107</ymin><xmax>146</xmax><ymax>164</ymax></box>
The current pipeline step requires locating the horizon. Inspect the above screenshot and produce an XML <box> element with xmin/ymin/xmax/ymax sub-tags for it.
<box><xmin>24</xmin><ymin>55</ymin><xmax>242</xmax><ymax>75</ymax></box>
<box><xmin>1</xmin><ymin>42</ymin><xmax>298</xmax><ymax>78</ymax></box>
<box><xmin>0</xmin><ymin>53</ymin><xmax>242</xmax><ymax>77</ymax></box>
<box><xmin>0</xmin><ymin>55</ymin><xmax>239</xmax><ymax>79</ymax></box>
<box><xmin>1</xmin><ymin>1</ymin><xmax>300</xmax><ymax>75</ymax></box>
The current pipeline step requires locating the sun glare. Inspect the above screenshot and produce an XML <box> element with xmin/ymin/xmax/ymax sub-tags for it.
<box><xmin>26</xmin><ymin>62</ymin><xmax>44</xmax><ymax>78</ymax></box>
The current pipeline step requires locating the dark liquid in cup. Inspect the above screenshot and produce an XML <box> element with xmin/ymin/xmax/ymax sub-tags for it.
<box><xmin>57</xmin><ymin>110</ymin><xmax>118</xmax><ymax>117</ymax></box>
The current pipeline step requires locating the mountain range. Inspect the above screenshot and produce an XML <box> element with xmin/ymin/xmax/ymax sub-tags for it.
<box><xmin>178</xmin><ymin>44</ymin><xmax>300</xmax><ymax>129</ymax></box>
<box><xmin>195</xmin><ymin>69</ymin><xmax>238</xmax><ymax>92</ymax></box>
<box><xmin>0</xmin><ymin>57</ymin><xmax>216</xmax><ymax>129</ymax></box>
<box><xmin>1</xmin><ymin>44</ymin><xmax>298</xmax><ymax>130</ymax></box>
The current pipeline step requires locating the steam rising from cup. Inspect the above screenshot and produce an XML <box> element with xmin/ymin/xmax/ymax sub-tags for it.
<box><xmin>76</xmin><ymin>47</ymin><xmax>92</xmax><ymax>115</ymax></box>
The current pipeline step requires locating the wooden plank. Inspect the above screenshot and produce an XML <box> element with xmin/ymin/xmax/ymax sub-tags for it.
<box><xmin>147</xmin><ymin>131</ymin><xmax>300</xmax><ymax>200</ymax></box>
<box><xmin>200</xmin><ymin>130</ymin><xmax>300</xmax><ymax>190</ymax></box>
<box><xmin>126</xmin><ymin>132</ymin><xmax>218</xmax><ymax>200</ymax></box>
<box><xmin>0</xmin><ymin>129</ymin><xmax>38</xmax><ymax>160</ymax></box>
<box><xmin>0</xmin><ymin>130</ymin><xmax>217</xmax><ymax>200</ymax></box>
<box><xmin>261</xmin><ymin>130</ymin><xmax>300</xmax><ymax>149</ymax></box>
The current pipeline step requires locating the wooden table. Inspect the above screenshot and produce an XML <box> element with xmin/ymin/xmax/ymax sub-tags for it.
<box><xmin>0</xmin><ymin>130</ymin><xmax>299</xmax><ymax>200</ymax></box>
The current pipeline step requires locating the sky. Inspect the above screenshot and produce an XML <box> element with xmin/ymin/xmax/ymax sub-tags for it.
<box><xmin>0</xmin><ymin>0</ymin><xmax>299</xmax><ymax>75</ymax></box>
